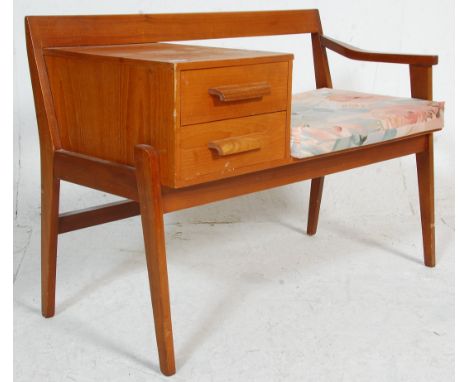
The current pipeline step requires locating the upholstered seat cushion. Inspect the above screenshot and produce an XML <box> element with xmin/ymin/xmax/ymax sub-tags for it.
<box><xmin>290</xmin><ymin>88</ymin><xmax>444</xmax><ymax>159</ymax></box>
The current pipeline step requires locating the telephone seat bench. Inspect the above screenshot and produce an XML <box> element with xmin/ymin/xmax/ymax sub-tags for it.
<box><xmin>25</xmin><ymin>9</ymin><xmax>443</xmax><ymax>377</ymax></box>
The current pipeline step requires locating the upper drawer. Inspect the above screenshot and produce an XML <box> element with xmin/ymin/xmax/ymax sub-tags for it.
<box><xmin>180</xmin><ymin>61</ymin><xmax>290</xmax><ymax>125</ymax></box>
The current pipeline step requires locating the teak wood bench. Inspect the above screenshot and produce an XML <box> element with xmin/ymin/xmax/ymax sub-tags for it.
<box><xmin>26</xmin><ymin>9</ymin><xmax>441</xmax><ymax>376</ymax></box>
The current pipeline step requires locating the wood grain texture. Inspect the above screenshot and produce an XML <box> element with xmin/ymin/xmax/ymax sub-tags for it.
<box><xmin>309</xmin><ymin>17</ymin><xmax>332</xmax><ymax>232</ymax></box>
<box><xmin>45</xmin><ymin>56</ymin><xmax>176</xmax><ymax>184</ymax></box>
<box><xmin>208</xmin><ymin>133</ymin><xmax>263</xmax><ymax>156</ymax></box>
<box><xmin>162</xmin><ymin>134</ymin><xmax>427</xmax><ymax>213</ymax></box>
<box><xmin>26</xmin><ymin>18</ymin><xmax>62</xmax><ymax>319</ymax></box>
<box><xmin>135</xmin><ymin>145</ymin><xmax>175</xmax><ymax>376</ymax></box>
<box><xmin>45</xmin><ymin>45</ymin><xmax>292</xmax><ymax>187</ymax></box>
<box><xmin>25</xmin><ymin>19</ymin><xmax>62</xmax><ymax>153</ymax></box>
<box><xmin>307</xmin><ymin>177</ymin><xmax>325</xmax><ymax>235</ymax></box>
<box><xmin>40</xmin><ymin>161</ymin><xmax>60</xmax><ymax>318</ymax></box>
<box><xmin>58</xmin><ymin>200</ymin><xmax>140</xmax><ymax>234</ymax></box>
<box><xmin>208</xmin><ymin>81</ymin><xmax>271</xmax><ymax>102</ymax></box>
<box><xmin>46</xmin><ymin>42</ymin><xmax>293</xmax><ymax>70</ymax></box>
<box><xmin>25</xmin><ymin>10</ymin><xmax>319</xmax><ymax>173</ymax></box>
<box><xmin>321</xmin><ymin>35</ymin><xmax>438</xmax><ymax>66</ymax></box>
<box><xmin>416</xmin><ymin>134</ymin><xmax>436</xmax><ymax>267</ymax></box>
<box><xmin>54</xmin><ymin>150</ymin><xmax>138</xmax><ymax>201</ymax></box>
<box><xmin>285</xmin><ymin>60</ymin><xmax>293</xmax><ymax>156</ymax></box>
<box><xmin>410</xmin><ymin>65</ymin><xmax>433</xmax><ymax>100</ymax></box>
<box><xmin>180</xmin><ymin>61</ymin><xmax>290</xmax><ymax>125</ymax></box>
<box><xmin>178</xmin><ymin>112</ymin><xmax>287</xmax><ymax>186</ymax></box>
<box><xmin>26</xmin><ymin>10</ymin><xmax>321</xmax><ymax>48</ymax></box>
<box><xmin>409</xmin><ymin>66</ymin><xmax>435</xmax><ymax>267</ymax></box>
<box><xmin>312</xmin><ymin>33</ymin><xmax>332</xmax><ymax>88</ymax></box>
<box><xmin>53</xmin><ymin>135</ymin><xmax>428</xmax><ymax>216</ymax></box>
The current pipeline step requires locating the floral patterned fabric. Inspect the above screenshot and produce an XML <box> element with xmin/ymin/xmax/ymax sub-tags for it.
<box><xmin>290</xmin><ymin>88</ymin><xmax>444</xmax><ymax>159</ymax></box>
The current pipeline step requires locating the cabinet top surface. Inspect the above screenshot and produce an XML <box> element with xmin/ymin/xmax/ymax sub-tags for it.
<box><xmin>45</xmin><ymin>42</ymin><xmax>293</xmax><ymax>68</ymax></box>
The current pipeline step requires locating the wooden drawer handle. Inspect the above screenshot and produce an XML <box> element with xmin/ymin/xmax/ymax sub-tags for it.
<box><xmin>208</xmin><ymin>81</ymin><xmax>271</xmax><ymax>102</ymax></box>
<box><xmin>208</xmin><ymin>133</ymin><xmax>263</xmax><ymax>156</ymax></box>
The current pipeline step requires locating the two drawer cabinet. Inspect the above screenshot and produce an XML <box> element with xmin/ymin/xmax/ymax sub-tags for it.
<box><xmin>45</xmin><ymin>43</ymin><xmax>293</xmax><ymax>187</ymax></box>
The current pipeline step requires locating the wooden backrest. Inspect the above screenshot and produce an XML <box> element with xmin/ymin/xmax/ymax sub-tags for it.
<box><xmin>25</xmin><ymin>9</ymin><xmax>329</xmax><ymax>156</ymax></box>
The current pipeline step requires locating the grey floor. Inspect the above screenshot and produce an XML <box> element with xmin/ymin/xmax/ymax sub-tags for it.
<box><xmin>14</xmin><ymin>160</ymin><xmax>454</xmax><ymax>382</ymax></box>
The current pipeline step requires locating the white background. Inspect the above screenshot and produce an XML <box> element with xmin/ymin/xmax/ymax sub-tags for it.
<box><xmin>12</xmin><ymin>1</ymin><xmax>455</xmax><ymax>381</ymax></box>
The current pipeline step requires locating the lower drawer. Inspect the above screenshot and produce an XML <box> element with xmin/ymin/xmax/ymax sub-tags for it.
<box><xmin>177</xmin><ymin>112</ymin><xmax>287</xmax><ymax>186</ymax></box>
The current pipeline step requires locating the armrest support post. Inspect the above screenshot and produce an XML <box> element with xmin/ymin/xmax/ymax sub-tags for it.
<box><xmin>312</xmin><ymin>33</ymin><xmax>333</xmax><ymax>88</ymax></box>
<box><xmin>409</xmin><ymin>65</ymin><xmax>433</xmax><ymax>100</ymax></box>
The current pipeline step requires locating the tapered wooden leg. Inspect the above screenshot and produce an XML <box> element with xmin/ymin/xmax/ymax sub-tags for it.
<box><xmin>416</xmin><ymin>134</ymin><xmax>435</xmax><ymax>267</ymax></box>
<box><xmin>307</xmin><ymin>177</ymin><xmax>325</xmax><ymax>236</ymax></box>
<box><xmin>41</xmin><ymin>166</ymin><xmax>60</xmax><ymax>318</ymax></box>
<box><xmin>134</xmin><ymin>144</ymin><xmax>176</xmax><ymax>376</ymax></box>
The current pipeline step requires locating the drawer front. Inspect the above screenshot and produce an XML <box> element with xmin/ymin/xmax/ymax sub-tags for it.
<box><xmin>177</xmin><ymin>112</ymin><xmax>287</xmax><ymax>185</ymax></box>
<box><xmin>180</xmin><ymin>62</ymin><xmax>289</xmax><ymax>126</ymax></box>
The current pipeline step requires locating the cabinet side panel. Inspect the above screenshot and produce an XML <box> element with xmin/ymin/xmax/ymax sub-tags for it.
<box><xmin>148</xmin><ymin>64</ymin><xmax>176</xmax><ymax>186</ymax></box>
<box><xmin>45</xmin><ymin>55</ymin><xmax>175</xmax><ymax>185</ymax></box>
<box><xmin>46</xmin><ymin>55</ymin><xmax>122</xmax><ymax>158</ymax></box>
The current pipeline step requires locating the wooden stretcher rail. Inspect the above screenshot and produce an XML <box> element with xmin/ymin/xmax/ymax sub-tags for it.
<box><xmin>53</xmin><ymin>133</ymin><xmax>427</xmax><ymax>234</ymax></box>
<box><xmin>58</xmin><ymin>200</ymin><xmax>140</xmax><ymax>234</ymax></box>
<box><xmin>161</xmin><ymin>134</ymin><xmax>427</xmax><ymax>212</ymax></box>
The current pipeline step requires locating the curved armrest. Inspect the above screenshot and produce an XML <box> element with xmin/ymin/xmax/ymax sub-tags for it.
<box><xmin>320</xmin><ymin>35</ymin><xmax>438</xmax><ymax>66</ymax></box>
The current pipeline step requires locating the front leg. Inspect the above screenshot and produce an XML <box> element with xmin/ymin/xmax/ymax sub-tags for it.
<box><xmin>134</xmin><ymin>144</ymin><xmax>176</xmax><ymax>376</ymax></box>
<box><xmin>41</xmin><ymin>155</ymin><xmax>60</xmax><ymax>318</ymax></box>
